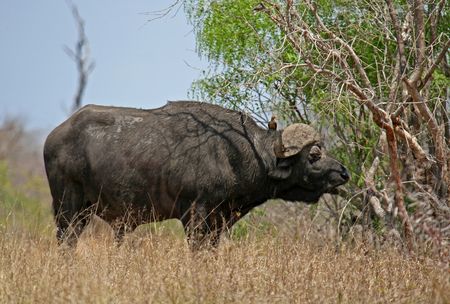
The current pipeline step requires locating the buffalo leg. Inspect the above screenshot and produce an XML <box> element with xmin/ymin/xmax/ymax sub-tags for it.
<box><xmin>182</xmin><ymin>222</ymin><xmax>210</xmax><ymax>250</ymax></box>
<box><xmin>53</xmin><ymin>183</ymin><xmax>92</xmax><ymax>247</ymax></box>
<box><xmin>181</xmin><ymin>202</ymin><xmax>210</xmax><ymax>250</ymax></box>
<box><xmin>181</xmin><ymin>208</ymin><xmax>227</xmax><ymax>250</ymax></box>
<box><xmin>206</xmin><ymin>214</ymin><xmax>227</xmax><ymax>248</ymax></box>
<box><xmin>111</xmin><ymin>220</ymin><xmax>137</xmax><ymax>245</ymax></box>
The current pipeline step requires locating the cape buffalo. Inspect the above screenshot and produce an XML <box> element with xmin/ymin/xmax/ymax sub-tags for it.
<box><xmin>44</xmin><ymin>101</ymin><xmax>349</xmax><ymax>248</ymax></box>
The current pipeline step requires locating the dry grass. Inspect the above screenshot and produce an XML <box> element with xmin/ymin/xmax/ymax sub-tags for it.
<box><xmin>1</xmin><ymin>117</ymin><xmax>448</xmax><ymax>303</ymax></box>
<box><xmin>0</xmin><ymin>225</ymin><xmax>448</xmax><ymax>304</ymax></box>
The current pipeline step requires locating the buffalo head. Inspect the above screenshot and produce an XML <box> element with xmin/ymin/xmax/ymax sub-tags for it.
<box><xmin>269</xmin><ymin>123</ymin><xmax>349</xmax><ymax>203</ymax></box>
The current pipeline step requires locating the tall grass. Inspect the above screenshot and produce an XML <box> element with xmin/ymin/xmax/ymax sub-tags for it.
<box><xmin>0</xmin><ymin>122</ymin><xmax>448</xmax><ymax>303</ymax></box>
<box><xmin>0</xmin><ymin>225</ymin><xmax>448</xmax><ymax>303</ymax></box>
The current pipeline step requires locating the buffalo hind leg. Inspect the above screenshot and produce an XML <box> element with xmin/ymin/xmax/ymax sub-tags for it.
<box><xmin>53</xmin><ymin>184</ymin><xmax>92</xmax><ymax>247</ymax></box>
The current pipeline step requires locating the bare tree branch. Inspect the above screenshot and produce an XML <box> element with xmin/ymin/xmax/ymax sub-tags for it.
<box><xmin>385</xmin><ymin>126</ymin><xmax>415</xmax><ymax>251</ymax></box>
<box><xmin>386</xmin><ymin>0</ymin><xmax>407</xmax><ymax>71</ymax></box>
<box><xmin>305</xmin><ymin>0</ymin><xmax>373</xmax><ymax>91</ymax></box>
<box><xmin>410</xmin><ymin>0</ymin><xmax>426</xmax><ymax>83</ymax></box>
<box><xmin>420</xmin><ymin>39</ymin><xmax>450</xmax><ymax>89</ymax></box>
<box><xmin>141</xmin><ymin>0</ymin><xmax>184</xmax><ymax>23</ymax></box>
<box><xmin>403</xmin><ymin>77</ymin><xmax>448</xmax><ymax>196</ymax></box>
<box><xmin>64</xmin><ymin>1</ymin><xmax>95</xmax><ymax>112</ymax></box>
<box><xmin>365</xmin><ymin>157</ymin><xmax>387</xmax><ymax>219</ymax></box>
<box><xmin>386</xmin><ymin>0</ymin><xmax>407</xmax><ymax>103</ymax></box>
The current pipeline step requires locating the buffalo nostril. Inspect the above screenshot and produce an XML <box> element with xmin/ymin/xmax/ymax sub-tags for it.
<box><xmin>340</xmin><ymin>168</ymin><xmax>350</xmax><ymax>180</ymax></box>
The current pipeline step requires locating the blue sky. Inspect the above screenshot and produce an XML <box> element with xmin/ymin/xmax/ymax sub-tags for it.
<box><xmin>0</xmin><ymin>1</ymin><xmax>205</xmax><ymax>132</ymax></box>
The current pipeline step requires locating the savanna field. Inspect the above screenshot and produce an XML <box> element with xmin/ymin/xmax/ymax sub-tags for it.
<box><xmin>0</xmin><ymin>152</ymin><xmax>449</xmax><ymax>304</ymax></box>
<box><xmin>1</xmin><ymin>222</ymin><xmax>449</xmax><ymax>303</ymax></box>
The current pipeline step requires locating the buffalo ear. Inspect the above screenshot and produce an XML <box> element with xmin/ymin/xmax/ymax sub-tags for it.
<box><xmin>268</xmin><ymin>158</ymin><xmax>293</xmax><ymax>180</ymax></box>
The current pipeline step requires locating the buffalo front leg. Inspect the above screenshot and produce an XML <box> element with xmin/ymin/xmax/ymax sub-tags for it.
<box><xmin>183</xmin><ymin>222</ymin><xmax>221</xmax><ymax>250</ymax></box>
<box><xmin>181</xmin><ymin>205</ymin><xmax>227</xmax><ymax>250</ymax></box>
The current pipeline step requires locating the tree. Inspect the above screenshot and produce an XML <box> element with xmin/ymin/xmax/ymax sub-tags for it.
<box><xmin>185</xmin><ymin>0</ymin><xmax>450</xmax><ymax>253</ymax></box>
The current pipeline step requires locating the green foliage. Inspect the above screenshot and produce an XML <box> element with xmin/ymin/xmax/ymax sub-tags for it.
<box><xmin>0</xmin><ymin>161</ymin><xmax>52</xmax><ymax>234</ymax></box>
<box><xmin>231</xmin><ymin>207</ymin><xmax>275</xmax><ymax>241</ymax></box>
<box><xmin>404</xmin><ymin>196</ymin><xmax>416</xmax><ymax>214</ymax></box>
<box><xmin>187</xmin><ymin>0</ymin><xmax>319</xmax><ymax>123</ymax></box>
<box><xmin>139</xmin><ymin>219</ymin><xmax>186</xmax><ymax>239</ymax></box>
<box><xmin>372</xmin><ymin>217</ymin><xmax>384</xmax><ymax>235</ymax></box>
<box><xmin>308</xmin><ymin>202</ymin><xmax>319</xmax><ymax>219</ymax></box>
<box><xmin>187</xmin><ymin>0</ymin><xmax>276</xmax><ymax>64</ymax></box>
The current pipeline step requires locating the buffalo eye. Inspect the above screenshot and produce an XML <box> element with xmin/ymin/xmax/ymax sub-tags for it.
<box><xmin>308</xmin><ymin>145</ymin><xmax>322</xmax><ymax>163</ymax></box>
